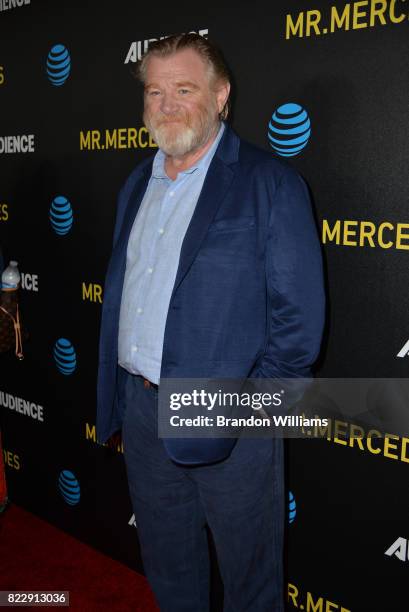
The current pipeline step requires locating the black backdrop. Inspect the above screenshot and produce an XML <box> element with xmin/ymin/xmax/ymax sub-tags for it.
<box><xmin>1</xmin><ymin>1</ymin><xmax>409</xmax><ymax>610</ymax></box>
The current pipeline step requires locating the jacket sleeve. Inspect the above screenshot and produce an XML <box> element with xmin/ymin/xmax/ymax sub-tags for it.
<box><xmin>250</xmin><ymin>166</ymin><xmax>325</xmax><ymax>380</ymax></box>
<box><xmin>111</xmin><ymin>159</ymin><xmax>153</xmax><ymax>249</ymax></box>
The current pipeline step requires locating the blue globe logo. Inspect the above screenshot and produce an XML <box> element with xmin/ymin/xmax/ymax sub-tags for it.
<box><xmin>268</xmin><ymin>103</ymin><xmax>311</xmax><ymax>157</ymax></box>
<box><xmin>58</xmin><ymin>470</ymin><xmax>80</xmax><ymax>505</ymax></box>
<box><xmin>288</xmin><ymin>491</ymin><xmax>297</xmax><ymax>523</ymax></box>
<box><xmin>46</xmin><ymin>44</ymin><xmax>71</xmax><ymax>86</ymax></box>
<box><xmin>53</xmin><ymin>338</ymin><xmax>76</xmax><ymax>375</ymax></box>
<box><xmin>49</xmin><ymin>196</ymin><xmax>73</xmax><ymax>236</ymax></box>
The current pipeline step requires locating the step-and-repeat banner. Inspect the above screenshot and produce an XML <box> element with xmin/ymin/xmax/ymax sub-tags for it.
<box><xmin>1</xmin><ymin>1</ymin><xmax>409</xmax><ymax>610</ymax></box>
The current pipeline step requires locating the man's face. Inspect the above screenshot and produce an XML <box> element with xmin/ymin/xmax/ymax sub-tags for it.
<box><xmin>143</xmin><ymin>48</ymin><xmax>229</xmax><ymax>157</ymax></box>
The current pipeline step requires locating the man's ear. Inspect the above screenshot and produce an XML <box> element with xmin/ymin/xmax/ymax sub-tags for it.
<box><xmin>216</xmin><ymin>81</ymin><xmax>231</xmax><ymax>115</ymax></box>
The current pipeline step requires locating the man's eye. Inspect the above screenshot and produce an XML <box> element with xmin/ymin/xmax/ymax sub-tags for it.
<box><xmin>179</xmin><ymin>89</ymin><xmax>190</xmax><ymax>94</ymax></box>
<box><xmin>147</xmin><ymin>90</ymin><xmax>160</xmax><ymax>96</ymax></box>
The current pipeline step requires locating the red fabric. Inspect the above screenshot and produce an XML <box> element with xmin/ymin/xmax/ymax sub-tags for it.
<box><xmin>0</xmin><ymin>504</ymin><xmax>159</xmax><ymax>611</ymax></box>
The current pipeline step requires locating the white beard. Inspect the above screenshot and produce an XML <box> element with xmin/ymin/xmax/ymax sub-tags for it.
<box><xmin>144</xmin><ymin>103</ymin><xmax>219</xmax><ymax>157</ymax></box>
<box><xmin>148</xmin><ymin>122</ymin><xmax>200</xmax><ymax>157</ymax></box>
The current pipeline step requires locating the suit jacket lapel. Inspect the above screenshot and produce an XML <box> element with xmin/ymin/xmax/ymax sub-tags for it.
<box><xmin>115</xmin><ymin>163</ymin><xmax>153</xmax><ymax>261</ymax></box>
<box><xmin>170</xmin><ymin>125</ymin><xmax>240</xmax><ymax>300</ymax></box>
<box><xmin>104</xmin><ymin>163</ymin><xmax>152</xmax><ymax>310</ymax></box>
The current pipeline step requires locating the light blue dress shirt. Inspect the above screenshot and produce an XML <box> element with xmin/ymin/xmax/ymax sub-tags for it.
<box><xmin>118</xmin><ymin>122</ymin><xmax>225</xmax><ymax>384</ymax></box>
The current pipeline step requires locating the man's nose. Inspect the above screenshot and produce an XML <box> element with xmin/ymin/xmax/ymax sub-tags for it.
<box><xmin>160</xmin><ymin>92</ymin><xmax>180</xmax><ymax>115</ymax></box>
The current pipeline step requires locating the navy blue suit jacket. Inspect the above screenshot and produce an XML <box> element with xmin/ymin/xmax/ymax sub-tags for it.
<box><xmin>96</xmin><ymin>125</ymin><xmax>325</xmax><ymax>463</ymax></box>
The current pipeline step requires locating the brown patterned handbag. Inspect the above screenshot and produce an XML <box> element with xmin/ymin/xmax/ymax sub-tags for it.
<box><xmin>0</xmin><ymin>289</ymin><xmax>24</xmax><ymax>359</ymax></box>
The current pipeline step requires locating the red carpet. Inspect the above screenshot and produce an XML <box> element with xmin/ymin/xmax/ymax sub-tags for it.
<box><xmin>0</xmin><ymin>504</ymin><xmax>159</xmax><ymax>611</ymax></box>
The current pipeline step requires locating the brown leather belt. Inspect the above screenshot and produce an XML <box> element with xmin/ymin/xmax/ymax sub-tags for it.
<box><xmin>142</xmin><ymin>377</ymin><xmax>158</xmax><ymax>391</ymax></box>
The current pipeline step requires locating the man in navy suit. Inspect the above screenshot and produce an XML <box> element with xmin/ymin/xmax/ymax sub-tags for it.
<box><xmin>97</xmin><ymin>33</ymin><xmax>324</xmax><ymax>611</ymax></box>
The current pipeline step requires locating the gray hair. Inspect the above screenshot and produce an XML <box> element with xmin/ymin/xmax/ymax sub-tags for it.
<box><xmin>136</xmin><ymin>33</ymin><xmax>231</xmax><ymax>120</ymax></box>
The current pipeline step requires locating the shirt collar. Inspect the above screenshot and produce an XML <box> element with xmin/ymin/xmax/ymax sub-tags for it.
<box><xmin>152</xmin><ymin>122</ymin><xmax>225</xmax><ymax>180</ymax></box>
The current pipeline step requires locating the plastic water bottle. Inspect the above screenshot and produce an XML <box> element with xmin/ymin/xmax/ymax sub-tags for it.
<box><xmin>1</xmin><ymin>261</ymin><xmax>20</xmax><ymax>290</ymax></box>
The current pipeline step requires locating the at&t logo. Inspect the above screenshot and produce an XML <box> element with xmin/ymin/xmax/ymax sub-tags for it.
<box><xmin>288</xmin><ymin>491</ymin><xmax>296</xmax><ymax>524</ymax></box>
<box><xmin>268</xmin><ymin>103</ymin><xmax>311</xmax><ymax>157</ymax></box>
<box><xmin>58</xmin><ymin>470</ymin><xmax>80</xmax><ymax>505</ymax></box>
<box><xmin>49</xmin><ymin>196</ymin><xmax>73</xmax><ymax>235</ymax></box>
<box><xmin>53</xmin><ymin>338</ymin><xmax>76</xmax><ymax>375</ymax></box>
<box><xmin>46</xmin><ymin>44</ymin><xmax>71</xmax><ymax>86</ymax></box>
